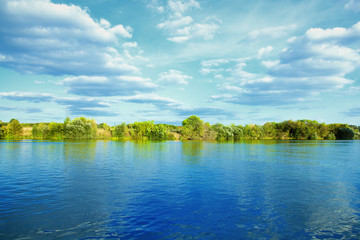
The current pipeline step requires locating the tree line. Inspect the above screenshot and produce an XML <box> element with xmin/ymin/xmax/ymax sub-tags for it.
<box><xmin>0</xmin><ymin>116</ymin><xmax>359</xmax><ymax>140</ymax></box>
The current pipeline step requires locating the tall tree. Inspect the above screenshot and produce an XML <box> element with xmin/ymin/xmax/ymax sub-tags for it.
<box><xmin>7</xmin><ymin>119</ymin><xmax>23</xmax><ymax>138</ymax></box>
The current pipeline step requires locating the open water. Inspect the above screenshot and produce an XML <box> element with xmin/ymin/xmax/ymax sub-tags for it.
<box><xmin>0</xmin><ymin>140</ymin><xmax>360</xmax><ymax>239</ymax></box>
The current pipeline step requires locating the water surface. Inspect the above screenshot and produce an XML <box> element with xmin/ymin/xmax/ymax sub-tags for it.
<box><xmin>0</xmin><ymin>140</ymin><xmax>359</xmax><ymax>239</ymax></box>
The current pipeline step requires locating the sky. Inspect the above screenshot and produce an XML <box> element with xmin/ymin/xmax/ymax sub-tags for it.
<box><xmin>0</xmin><ymin>0</ymin><xmax>360</xmax><ymax>126</ymax></box>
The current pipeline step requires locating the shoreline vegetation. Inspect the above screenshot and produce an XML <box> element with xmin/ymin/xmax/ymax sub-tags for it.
<box><xmin>0</xmin><ymin>116</ymin><xmax>359</xmax><ymax>141</ymax></box>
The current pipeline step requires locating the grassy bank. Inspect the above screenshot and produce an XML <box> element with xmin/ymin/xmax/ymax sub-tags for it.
<box><xmin>1</xmin><ymin>116</ymin><xmax>359</xmax><ymax>141</ymax></box>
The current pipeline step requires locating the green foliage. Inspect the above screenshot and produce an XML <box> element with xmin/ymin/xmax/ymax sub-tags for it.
<box><xmin>262</xmin><ymin>122</ymin><xmax>276</xmax><ymax>139</ymax></box>
<box><xmin>63</xmin><ymin>117</ymin><xmax>97</xmax><ymax>139</ymax></box>
<box><xmin>1</xmin><ymin>116</ymin><xmax>358</xmax><ymax>141</ymax></box>
<box><xmin>203</xmin><ymin>122</ymin><xmax>217</xmax><ymax>140</ymax></box>
<box><xmin>0</xmin><ymin>120</ymin><xmax>6</xmax><ymax>138</ymax></box>
<box><xmin>114</xmin><ymin>123</ymin><xmax>126</xmax><ymax>139</ymax></box>
<box><xmin>6</xmin><ymin>119</ymin><xmax>23</xmax><ymax>139</ymax></box>
<box><xmin>98</xmin><ymin>123</ymin><xmax>110</xmax><ymax>130</ymax></box>
<box><xmin>150</xmin><ymin>124</ymin><xmax>167</xmax><ymax>140</ymax></box>
<box><xmin>335</xmin><ymin>127</ymin><xmax>355</xmax><ymax>140</ymax></box>
<box><xmin>324</xmin><ymin>132</ymin><xmax>336</xmax><ymax>140</ymax></box>
<box><xmin>48</xmin><ymin>122</ymin><xmax>63</xmax><ymax>139</ymax></box>
<box><xmin>181</xmin><ymin>115</ymin><xmax>204</xmax><ymax>140</ymax></box>
<box><xmin>212</xmin><ymin>123</ymin><xmax>234</xmax><ymax>141</ymax></box>
<box><xmin>125</xmin><ymin>121</ymin><xmax>172</xmax><ymax>140</ymax></box>
<box><xmin>32</xmin><ymin>123</ymin><xmax>49</xmax><ymax>139</ymax></box>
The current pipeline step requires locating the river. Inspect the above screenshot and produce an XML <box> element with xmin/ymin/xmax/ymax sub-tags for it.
<box><xmin>0</xmin><ymin>140</ymin><xmax>359</xmax><ymax>239</ymax></box>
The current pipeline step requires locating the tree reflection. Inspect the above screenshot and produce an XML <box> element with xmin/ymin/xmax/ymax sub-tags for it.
<box><xmin>181</xmin><ymin>141</ymin><xmax>204</xmax><ymax>164</ymax></box>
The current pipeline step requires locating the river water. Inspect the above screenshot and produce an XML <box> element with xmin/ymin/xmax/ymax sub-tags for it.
<box><xmin>0</xmin><ymin>140</ymin><xmax>359</xmax><ymax>239</ymax></box>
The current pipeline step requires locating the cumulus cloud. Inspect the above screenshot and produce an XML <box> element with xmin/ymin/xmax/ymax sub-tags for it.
<box><xmin>0</xmin><ymin>0</ymin><xmax>135</xmax><ymax>76</ymax></box>
<box><xmin>158</xmin><ymin>70</ymin><xmax>191</xmax><ymax>85</ymax></box>
<box><xmin>60</xmin><ymin>76</ymin><xmax>157</xmax><ymax>96</ymax></box>
<box><xmin>200</xmin><ymin>58</ymin><xmax>229</xmax><ymax>75</ymax></box>
<box><xmin>121</xmin><ymin>93</ymin><xmax>234</xmax><ymax>118</ymax></box>
<box><xmin>0</xmin><ymin>92</ymin><xmax>54</xmax><ymax>102</ymax></box>
<box><xmin>269</xmin><ymin>22</ymin><xmax>360</xmax><ymax>84</ymax></box>
<box><xmin>0</xmin><ymin>0</ymin><xmax>156</xmax><ymax>99</ymax></box>
<box><xmin>123</xmin><ymin>42</ymin><xmax>138</xmax><ymax>48</ymax></box>
<box><xmin>258</xmin><ymin>46</ymin><xmax>274</xmax><ymax>58</ymax></box>
<box><xmin>168</xmin><ymin>0</ymin><xmax>200</xmax><ymax>13</ymax></box>
<box><xmin>345</xmin><ymin>0</ymin><xmax>360</xmax><ymax>12</ymax></box>
<box><xmin>0</xmin><ymin>91</ymin><xmax>117</xmax><ymax>116</ymax></box>
<box><xmin>208</xmin><ymin>22</ymin><xmax>360</xmax><ymax>106</ymax></box>
<box><xmin>155</xmin><ymin>0</ymin><xmax>220</xmax><ymax>42</ymax></box>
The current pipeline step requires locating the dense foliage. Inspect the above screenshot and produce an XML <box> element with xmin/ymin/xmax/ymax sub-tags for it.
<box><xmin>0</xmin><ymin>116</ymin><xmax>359</xmax><ymax>141</ymax></box>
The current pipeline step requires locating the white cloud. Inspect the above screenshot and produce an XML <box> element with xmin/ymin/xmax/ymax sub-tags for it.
<box><xmin>200</xmin><ymin>59</ymin><xmax>229</xmax><ymax>75</ymax></box>
<box><xmin>0</xmin><ymin>0</ymin><xmax>137</xmax><ymax>76</ymax></box>
<box><xmin>272</xmin><ymin>22</ymin><xmax>360</xmax><ymax>81</ymax></box>
<box><xmin>147</xmin><ymin>0</ymin><xmax>165</xmax><ymax>13</ymax></box>
<box><xmin>191</xmin><ymin>22</ymin><xmax>219</xmax><ymax>40</ymax></box>
<box><xmin>345</xmin><ymin>0</ymin><xmax>360</xmax><ymax>12</ymax></box>
<box><xmin>155</xmin><ymin>0</ymin><xmax>220</xmax><ymax>43</ymax></box>
<box><xmin>258</xmin><ymin>46</ymin><xmax>274</xmax><ymax>58</ymax></box>
<box><xmin>167</xmin><ymin>36</ymin><xmax>191</xmax><ymax>43</ymax></box>
<box><xmin>123</xmin><ymin>42</ymin><xmax>138</xmax><ymax>48</ymax></box>
<box><xmin>121</xmin><ymin>93</ymin><xmax>235</xmax><ymax>118</ymax></box>
<box><xmin>60</xmin><ymin>76</ymin><xmax>157</xmax><ymax>96</ymax></box>
<box><xmin>158</xmin><ymin>69</ymin><xmax>192</xmax><ymax>85</ymax></box>
<box><xmin>305</xmin><ymin>22</ymin><xmax>360</xmax><ymax>44</ymax></box>
<box><xmin>0</xmin><ymin>91</ymin><xmax>117</xmax><ymax>116</ymax></box>
<box><xmin>207</xmin><ymin>22</ymin><xmax>360</xmax><ymax>106</ymax></box>
<box><xmin>168</xmin><ymin>0</ymin><xmax>200</xmax><ymax>13</ymax></box>
<box><xmin>157</xmin><ymin>16</ymin><xmax>193</xmax><ymax>31</ymax></box>
<box><xmin>201</xmin><ymin>59</ymin><xmax>229</xmax><ymax>67</ymax></box>
<box><xmin>262</xmin><ymin>60</ymin><xmax>279</xmax><ymax>68</ymax></box>
<box><xmin>245</xmin><ymin>24</ymin><xmax>297</xmax><ymax>42</ymax></box>
<box><xmin>0</xmin><ymin>0</ymin><xmax>159</xmax><ymax>99</ymax></box>
<box><xmin>121</xmin><ymin>93</ymin><xmax>181</xmax><ymax>108</ymax></box>
<box><xmin>0</xmin><ymin>91</ymin><xmax>54</xmax><ymax>102</ymax></box>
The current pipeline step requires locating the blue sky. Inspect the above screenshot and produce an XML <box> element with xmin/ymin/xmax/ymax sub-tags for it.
<box><xmin>0</xmin><ymin>0</ymin><xmax>360</xmax><ymax>125</ymax></box>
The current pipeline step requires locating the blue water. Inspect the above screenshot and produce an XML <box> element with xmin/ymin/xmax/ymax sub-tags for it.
<box><xmin>0</xmin><ymin>140</ymin><xmax>360</xmax><ymax>239</ymax></box>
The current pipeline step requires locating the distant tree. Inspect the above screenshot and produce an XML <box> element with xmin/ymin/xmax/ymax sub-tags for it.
<box><xmin>232</xmin><ymin>124</ymin><xmax>244</xmax><ymax>140</ymax></box>
<box><xmin>203</xmin><ymin>122</ymin><xmax>217</xmax><ymax>140</ymax></box>
<box><xmin>262</xmin><ymin>122</ymin><xmax>277</xmax><ymax>139</ymax></box>
<box><xmin>114</xmin><ymin>123</ymin><xmax>126</xmax><ymax>139</ymax></box>
<box><xmin>48</xmin><ymin>122</ymin><xmax>63</xmax><ymax>139</ymax></box>
<box><xmin>7</xmin><ymin>119</ymin><xmax>23</xmax><ymax>138</ymax></box>
<box><xmin>0</xmin><ymin>120</ymin><xmax>6</xmax><ymax>138</ymax></box>
<box><xmin>181</xmin><ymin>115</ymin><xmax>204</xmax><ymax>140</ymax></box>
<box><xmin>212</xmin><ymin>123</ymin><xmax>234</xmax><ymax>141</ymax></box>
<box><xmin>32</xmin><ymin>123</ymin><xmax>49</xmax><ymax>139</ymax></box>
<box><xmin>63</xmin><ymin>117</ymin><xmax>97</xmax><ymax>139</ymax></box>
<box><xmin>98</xmin><ymin>123</ymin><xmax>110</xmax><ymax>130</ymax></box>
<box><xmin>324</xmin><ymin>132</ymin><xmax>336</xmax><ymax>140</ymax></box>
<box><xmin>151</xmin><ymin>124</ymin><xmax>167</xmax><ymax>140</ymax></box>
<box><xmin>335</xmin><ymin>127</ymin><xmax>355</xmax><ymax>140</ymax></box>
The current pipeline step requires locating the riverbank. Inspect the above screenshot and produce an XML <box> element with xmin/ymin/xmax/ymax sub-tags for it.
<box><xmin>1</xmin><ymin>116</ymin><xmax>359</xmax><ymax>141</ymax></box>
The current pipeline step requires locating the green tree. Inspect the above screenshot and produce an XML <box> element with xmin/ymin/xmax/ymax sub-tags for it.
<box><xmin>262</xmin><ymin>122</ymin><xmax>277</xmax><ymax>139</ymax></box>
<box><xmin>32</xmin><ymin>123</ymin><xmax>49</xmax><ymax>139</ymax></box>
<box><xmin>212</xmin><ymin>123</ymin><xmax>234</xmax><ymax>141</ymax></box>
<box><xmin>114</xmin><ymin>123</ymin><xmax>126</xmax><ymax>139</ymax></box>
<box><xmin>335</xmin><ymin>127</ymin><xmax>355</xmax><ymax>140</ymax></box>
<box><xmin>48</xmin><ymin>122</ymin><xmax>63</xmax><ymax>139</ymax></box>
<box><xmin>98</xmin><ymin>123</ymin><xmax>110</xmax><ymax>130</ymax></box>
<box><xmin>63</xmin><ymin>117</ymin><xmax>97</xmax><ymax>139</ymax></box>
<box><xmin>7</xmin><ymin>119</ymin><xmax>23</xmax><ymax>139</ymax></box>
<box><xmin>0</xmin><ymin>120</ymin><xmax>6</xmax><ymax>138</ymax></box>
<box><xmin>181</xmin><ymin>115</ymin><xmax>204</xmax><ymax>140</ymax></box>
